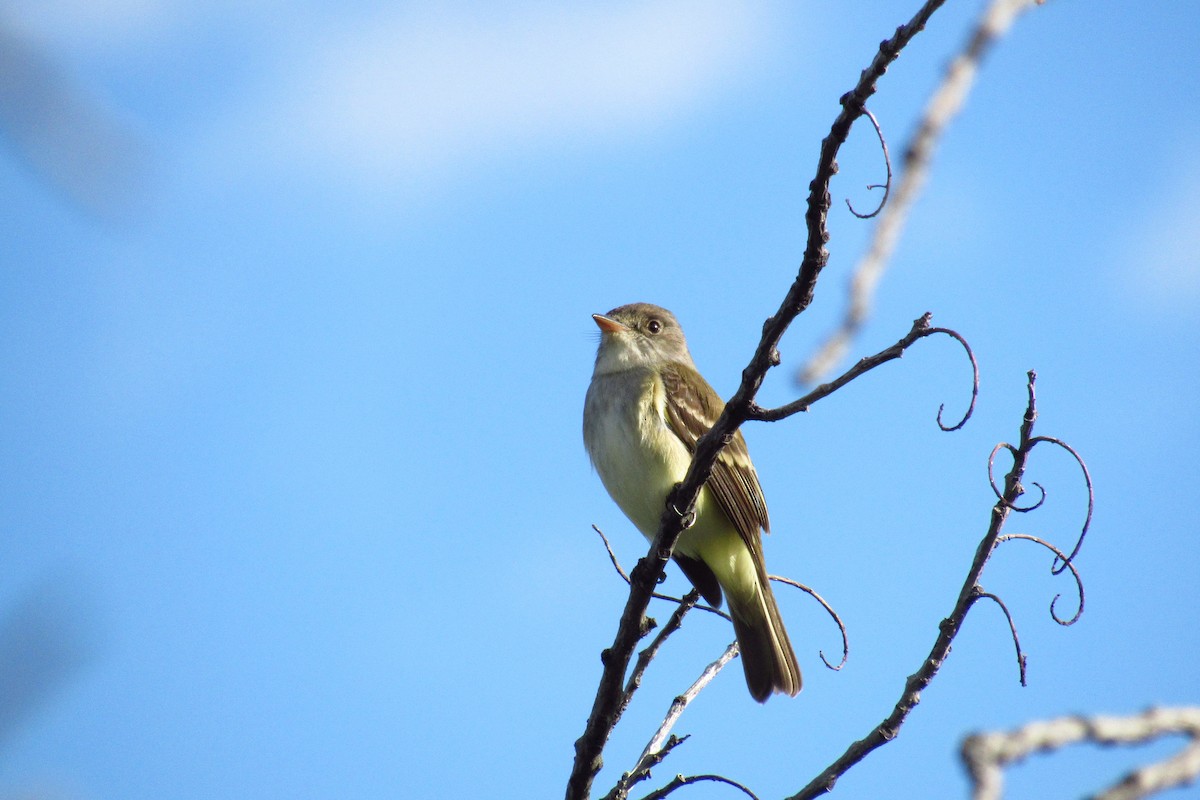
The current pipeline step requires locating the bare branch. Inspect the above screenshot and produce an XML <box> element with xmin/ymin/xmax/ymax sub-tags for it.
<box><xmin>593</xmin><ymin>524</ymin><xmax>629</xmax><ymax>581</ymax></box>
<box><xmin>800</xmin><ymin>0</ymin><xmax>1046</xmax><ymax>385</ymax></box>
<box><xmin>933</xmin><ymin>325</ymin><xmax>981</xmax><ymax>431</ymax></box>
<box><xmin>565</xmin><ymin>3</ymin><xmax>954</xmax><ymax>796</ymax></box>
<box><xmin>962</xmin><ymin>707</ymin><xmax>1200</xmax><ymax>800</ymax></box>
<box><xmin>593</xmin><ymin>524</ymin><xmax>848</xmax><ymax>672</ymax></box>
<box><xmin>787</xmin><ymin>370</ymin><xmax>1082</xmax><ymax>800</ymax></box>
<box><xmin>638</xmin><ymin>643</ymin><xmax>740</xmax><ymax>765</ymax></box>
<box><xmin>748</xmin><ymin>313</ymin><xmax>978</xmax><ymax>432</ymax></box>
<box><xmin>592</xmin><ymin>520</ymin><xmax>850</xmax><ymax>800</ymax></box>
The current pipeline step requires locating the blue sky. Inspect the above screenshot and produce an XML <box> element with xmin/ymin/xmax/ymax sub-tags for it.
<box><xmin>1</xmin><ymin>2</ymin><xmax>1198</xmax><ymax>798</ymax></box>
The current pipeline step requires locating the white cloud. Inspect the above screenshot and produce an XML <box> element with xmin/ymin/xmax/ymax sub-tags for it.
<box><xmin>7</xmin><ymin>0</ymin><xmax>787</xmax><ymax>199</ymax></box>
<box><xmin>258</xmin><ymin>1</ymin><xmax>779</xmax><ymax>185</ymax></box>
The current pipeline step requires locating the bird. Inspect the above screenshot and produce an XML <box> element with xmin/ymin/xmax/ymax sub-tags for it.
<box><xmin>583</xmin><ymin>302</ymin><xmax>801</xmax><ymax>702</ymax></box>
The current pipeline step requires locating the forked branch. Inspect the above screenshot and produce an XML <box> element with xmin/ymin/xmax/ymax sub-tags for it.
<box><xmin>788</xmin><ymin>371</ymin><xmax>1092</xmax><ymax>799</ymax></box>
<box><xmin>748</xmin><ymin>312</ymin><xmax>978</xmax><ymax>430</ymax></box>
<box><xmin>565</xmin><ymin>4</ymin><xmax>953</xmax><ymax>797</ymax></box>
<box><xmin>606</xmin><ymin>643</ymin><xmax>741</xmax><ymax>800</ymax></box>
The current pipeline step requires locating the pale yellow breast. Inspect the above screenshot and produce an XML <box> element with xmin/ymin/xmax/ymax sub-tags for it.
<box><xmin>584</xmin><ymin>368</ymin><xmax>694</xmax><ymax>539</ymax></box>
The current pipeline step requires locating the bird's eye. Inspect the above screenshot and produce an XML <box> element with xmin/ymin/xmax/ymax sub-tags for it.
<box><xmin>646</xmin><ymin>319</ymin><xmax>662</xmax><ymax>334</ymax></box>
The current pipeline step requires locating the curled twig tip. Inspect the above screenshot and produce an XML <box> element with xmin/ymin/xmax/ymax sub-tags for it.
<box><xmin>1027</xmin><ymin>436</ymin><xmax>1094</xmax><ymax>573</ymax></box>
<box><xmin>997</xmin><ymin>533</ymin><xmax>1085</xmax><ymax>626</ymax></box>
<box><xmin>765</xmin><ymin>314</ymin><xmax>978</xmax><ymax>432</ymax></box>
<box><xmin>925</xmin><ymin>326</ymin><xmax>979</xmax><ymax>431</ymax></box>
<box><xmin>846</xmin><ymin>108</ymin><xmax>893</xmax><ymax>219</ymax></box>
<box><xmin>770</xmin><ymin>575</ymin><xmax>849</xmax><ymax>671</ymax></box>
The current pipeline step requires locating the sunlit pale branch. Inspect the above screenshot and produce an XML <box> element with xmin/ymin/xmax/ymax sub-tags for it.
<box><xmin>636</xmin><ymin>644</ymin><xmax>740</xmax><ymax>768</ymax></box>
<box><xmin>607</xmin><ymin>643</ymin><xmax>741</xmax><ymax>800</ymax></box>
<box><xmin>961</xmin><ymin>707</ymin><xmax>1200</xmax><ymax>800</ymax></box>
<box><xmin>800</xmin><ymin>0</ymin><xmax>1046</xmax><ymax>385</ymax></box>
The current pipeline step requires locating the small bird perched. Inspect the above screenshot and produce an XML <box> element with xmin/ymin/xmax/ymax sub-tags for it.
<box><xmin>583</xmin><ymin>302</ymin><xmax>801</xmax><ymax>702</ymax></box>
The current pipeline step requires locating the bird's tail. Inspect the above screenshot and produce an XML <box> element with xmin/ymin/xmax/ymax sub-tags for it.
<box><xmin>727</xmin><ymin>564</ymin><xmax>802</xmax><ymax>703</ymax></box>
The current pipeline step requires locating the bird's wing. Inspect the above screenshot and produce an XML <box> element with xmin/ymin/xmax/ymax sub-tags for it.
<box><xmin>660</xmin><ymin>362</ymin><xmax>771</xmax><ymax>550</ymax></box>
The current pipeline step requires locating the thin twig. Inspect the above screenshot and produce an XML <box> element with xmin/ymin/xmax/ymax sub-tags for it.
<box><xmin>974</xmin><ymin>589</ymin><xmax>1028</xmax><ymax>686</ymax></box>
<box><xmin>638</xmin><ymin>643</ymin><xmax>740</xmax><ymax>764</ymax></box>
<box><xmin>592</xmin><ymin>525</ymin><xmax>730</xmax><ymax>619</ymax></box>
<box><xmin>605</xmin><ymin>735</ymin><xmax>689</xmax><ymax>800</ymax></box>
<box><xmin>623</xmin><ymin>591</ymin><xmax>702</xmax><ymax>701</ymax></box>
<box><xmin>638</xmin><ymin>773</ymin><xmax>762</xmax><ymax>800</ymax></box>
<box><xmin>988</xmin><ymin>444</ymin><xmax>1046</xmax><ymax>512</ymax></box>
<box><xmin>769</xmin><ymin>575</ymin><xmax>849</xmax><ymax>671</ymax></box>
<box><xmin>996</xmin><ymin>533</ymin><xmax>1085</xmax><ymax>625</ymax></box>
<box><xmin>845</xmin><ymin>107</ymin><xmax>892</xmax><ymax>220</ymax></box>
<box><xmin>1027</xmin><ymin>435</ymin><xmax>1094</xmax><ymax>571</ymax></box>
<box><xmin>749</xmin><ymin>313</ymin><xmax>977</xmax><ymax>432</ymax></box>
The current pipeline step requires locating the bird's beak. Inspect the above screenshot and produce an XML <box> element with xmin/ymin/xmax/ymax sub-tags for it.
<box><xmin>592</xmin><ymin>314</ymin><xmax>627</xmax><ymax>335</ymax></box>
